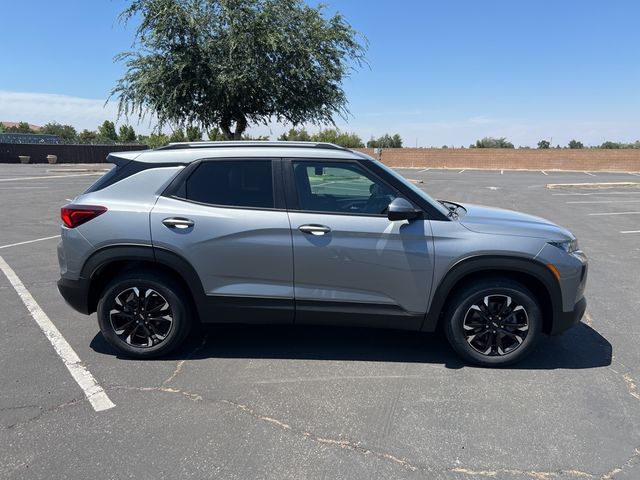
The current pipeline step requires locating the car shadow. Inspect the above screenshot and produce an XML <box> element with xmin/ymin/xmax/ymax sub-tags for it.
<box><xmin>90</xmin><ymin>321</ymin><xmax>612</xmax><ymax>370</ymax></box>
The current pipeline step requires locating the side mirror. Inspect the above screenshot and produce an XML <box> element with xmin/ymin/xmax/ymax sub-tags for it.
<box><xmin>387</xmin><ymin>197</ymin><xmax>421</xmax><ymax>221</ymax></box>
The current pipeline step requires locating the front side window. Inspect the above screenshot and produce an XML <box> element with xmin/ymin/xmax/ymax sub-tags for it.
<box><xmin>292</xmin><ymin>161</ymin><xmax>398</xmax><ymax>214</ymax></box>
<box><xmin>184</xmin><ymin>160</ymin><xmax>274</xmax><ymax>208</ymax></box>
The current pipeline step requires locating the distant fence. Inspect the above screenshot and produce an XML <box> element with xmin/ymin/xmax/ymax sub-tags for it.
<box><xmin>356</xmin><ymin>148</ymin><xmax>640</xmax><ymax>172</ymax></box>
<box><xmin>0</xmin><ymin>143</ymin><xmax>148</xmax><ymax>164</ymax></box>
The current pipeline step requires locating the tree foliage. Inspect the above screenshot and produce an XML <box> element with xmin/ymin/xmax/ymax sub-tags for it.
<box><xmin>186</xmin><ymin>126</ymin><xmax>202</xmax><ymax>141</ymax></box>
<box><xmin>367</xmin><ymin>134</ymin><xmax>402</xmax><ymax>148</ymax></box>
<box><xmin>40</xmin><ymin>122</ymin><xmax>78</xmax><ymax>141</ymax></box>
<box><xmin>98</xmin><ymin>120</ymin><xmax>118</xmax><ymax>141</ymax></box>
<box><xmin>118</xmin><ymin>124</ymin><xmax>137</xmax><ymax>143</ymax></box>
<box><xmin>168</xmin><ymin>128</ymin><xmax>186</xmax><ymax>143</ymax></box>
<box><xmin>207</xmin><ymin>128</ymin><xmax>225</xmax><ymax>141</ymax></box>
<box><xmin>78</xmin><ymin>129</ymin><xmax>99</xmax><ymax>143</ymax></box>
<box><xmin>112</xmin><ymin>0</ymin><xmax>367</xmax><ymax>140</ymax></box>
<box><xmin>567</xmin><ymin>139</ymin><xmax>583</xmax><ymax>149</ymax></box>
<box><xmin>537</xmin><ymin>139</ymin><xmax>550</xmax><ymax>149</ymax></box>
<box><xmin>279</xmin><ymin>128</ymin><xmax>312</xmax><ymax>142</ymax></box>
<box><xmin>313</xmin><ymin>129</ymin><xmax>364</xmax><ymax>147</ymax></box>
<box><xmin>277</xmin><ymin>127</ymin><xmax>362</xmax><ymax>147</ymax></box>
<box><xmin>473</xmin><ymin>137</ymin><xmax>514</xmax><ymax>149</ymax></box>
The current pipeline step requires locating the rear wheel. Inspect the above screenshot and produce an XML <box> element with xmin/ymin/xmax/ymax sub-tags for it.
<box><xmin>97</xmin><ymin>271</ymin><xmax>192</xmax><ymax>358</ymax></box>
<box><xmin>444</xmin><ymin>278</ymin><xmax>542</xmax><ymax>367</ymax></box>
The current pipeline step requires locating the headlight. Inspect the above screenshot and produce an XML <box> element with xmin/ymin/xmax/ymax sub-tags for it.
<box><xmin>549</xmin><ymin>239</ymin><xmax>579</xmax><ymax>253</ymax></box>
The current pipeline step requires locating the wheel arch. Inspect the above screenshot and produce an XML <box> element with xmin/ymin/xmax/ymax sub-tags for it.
<box><xmin>82</xmin><ymin>245</ymin><xmax>205</xmax><ymax>320</ymax></box>
<box><xmin>422</xmin><ymin>255</ymin><xmax>562</xmax><ymax>335</ymax></box>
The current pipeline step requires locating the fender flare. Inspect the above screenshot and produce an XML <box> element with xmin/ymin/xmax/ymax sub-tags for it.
<box><xmin>82</xmin><ymin>245</ymin><xmax>206</xmax><ymax>317</ymax></box>
<box><xmin>421</xmin><ymin>255</ymin><xmax>562</xmax><ymax>332</ymax></box>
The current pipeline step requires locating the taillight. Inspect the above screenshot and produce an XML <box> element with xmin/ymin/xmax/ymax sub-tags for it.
<box><xmin>61</xmin><ymin>205</ymin><xmax>107</xmax><ymax>228</ymax></box>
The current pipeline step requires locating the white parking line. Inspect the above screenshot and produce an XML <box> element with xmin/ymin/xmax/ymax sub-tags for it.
<box><xmin>419</xmin><ymin>168</ymin><xmax>430</xmax><ymax>172</ymax></box>
<box><xmin>458</xmin><ymin>169</ymin><xmax>465</xmax><ymax>174</ymax></box>
<box><xmin>621</xmin><ymin>230</ymin><xmax>640</xmax><ymax>234</ymax></box>
<box><xmin>629</xmin><ymin>173</ymin><xmax>640</xmax><ymax>176</ymax></box>
<box><xmin>500</xmin><ymin>170</ymin><xmax>504</xmax><ymax>175</ymax></box>
<box><xmin>584</xmin><ymin>171</ymin><xmax>596</xmax><ymax>176</ymax></box>
<box><xmin>588</xmin><ymin>211</ymin><xmax>640</xmax><ymax>216</ymax></box>
<box><xmin>0</xmin><ymin>173</ymin><xmax>101</xmax><ymax>182</ymax></box>
<box><xmin>541</xmin><ymin>171</ymin><xmax>548</xmax><ymax>175</ymax></box>
<box><xmin>553</xmin><ymin>191</ymin><xmax>640</xmax><ymax>196</ymax></box>
<box><xmin>0</xmin><ymin>235</ymin><xmax>60</xmax><ymax>250</ymax></box>
<box><xmin>567</xmin><ymin>200</ymin><xmax>640</xmax><ymax>204</ymax></box>
<box><xmin>0</xmin><ymin>256</ymin><xmax>115</xmax><ymax>412</ymax></box>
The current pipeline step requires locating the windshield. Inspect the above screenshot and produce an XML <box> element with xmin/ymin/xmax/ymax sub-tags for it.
<box><xmin>373</xmin><ymin>160</ymin><xmax>451</xmax><ymax>217</ymax></box>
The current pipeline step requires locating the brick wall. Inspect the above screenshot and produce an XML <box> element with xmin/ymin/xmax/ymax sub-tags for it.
<box><xmin>355</xmin><ymin>148</ymin><xmax>640</xmax><ymax>172</ymax></box>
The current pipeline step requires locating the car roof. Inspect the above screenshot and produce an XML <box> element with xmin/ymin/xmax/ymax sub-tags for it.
<box><xmin>107</xmin><ymin>141</ymin><xmax>371</xmax><ymax>164</ymax></box>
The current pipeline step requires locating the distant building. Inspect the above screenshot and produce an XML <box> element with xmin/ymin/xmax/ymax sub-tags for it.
<box><xmin>0</xmin><ymin>121</ymin><xmax>42</xmax><ymax>131</ymax></box>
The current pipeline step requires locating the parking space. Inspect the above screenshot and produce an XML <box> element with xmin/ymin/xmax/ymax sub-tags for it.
<box><xmin>1</xmin><ymin>164</ymin><xmax>639</xmax><ymax>479</ymax></box>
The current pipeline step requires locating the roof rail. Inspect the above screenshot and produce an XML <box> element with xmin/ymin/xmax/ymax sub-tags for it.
<box><xmin>156</xmin><ymin>141</ymin><xmax>347</xmax><ymax>151</ymax></box>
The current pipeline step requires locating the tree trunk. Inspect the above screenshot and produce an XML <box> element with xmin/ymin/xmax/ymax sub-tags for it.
<box><xmin>232</xmin><ymin>114</ymin><xmax>247</xmax><ymax>140</ymax></box>
<box><xmin>220</xmin><ymin>117</ymin><xmax>234</xmax><ymax>140</ymax></box>
<box><xmin>219</xmin><ymin>114</ymin><xmax>247</xmax><ymax>140</ymax></box>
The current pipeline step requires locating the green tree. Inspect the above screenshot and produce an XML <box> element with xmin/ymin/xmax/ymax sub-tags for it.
<box><xmin>40</xmin><ymin>122</ymin><xmax>77</xmax><ymax>141</ymax></box>
<box><xmin>168</xmin><ymin>128</ymin><xmax>186</xmax><ymax>143</ymax></box>
<box><xmin>279</xmin><ymin>128</ymin><xmax>312</xmax><ymax>142</ymax></box>
<box><xmin>137</xmin><ymin>133</ymin><xmax>169</xmax><ymax>148</ymax></box>
<box><xmin>112</xmin><ymin>0</ymin><xmax>366</xmax><ymax>140</ymax></box>
<box><xmin>367</xmin><ymin>133</ymin><xmax>403</xmax><ymax>148</ymax></box>
<box><xmin>186</xmin><ymin>126</ymin><xmax>202</xmax><ymax>142</ymax></box>
<box><xmin>118</xmin><ymin>124</ymin><xmax>137</xmax><ymax>143</ymax></box>
<box><xmin>78</xmin><ymin>129</ymin><xmax>98</xmax><ymax>143</ymax></box>
<box><xmin>147</xmin><ymin>133</ymin><xmax>170</xmax><ymax>148</ymax></box>
<box><xmin>474</xmin><ymin>137</ymin><xmax>514</xmax><ymax>148</ymax></box>
<box><xmin>568</xmin><ymin>139</ymin><xmax>584</xmax><ymax>149</ymax></box>
<box><xmin>207</xmin><ymin>128</ymin><xmax>224</xmax><ymax>141</ymax></box>
<box><xmin>241</xmin><ymin>133</ymin><xmax>270</xmax><ymax>140</ymax></box>
<box><xmin>98</xmin><ymin>120</ymin><xmax>118</xmax><ymax>141</ymax></box>
<box><xmin>600</xmin><ymin>141</ymin><xmax>622</xmax><ymax>149</ymax></box>
<box><xmin>310</xmin><ymin>129</ymin><xmax>363</xmax><ymax>148</ymax></box>
<box><xmin>537</xmin><ymin>140</ymin><xmax>550</xmax><ymax>149</ymax></box>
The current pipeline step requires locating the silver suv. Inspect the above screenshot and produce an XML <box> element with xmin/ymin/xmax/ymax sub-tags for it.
<box><xmin>57</xmin><ymin>142</ymin><xmax>587</xmax><ymax>366</ymax></box>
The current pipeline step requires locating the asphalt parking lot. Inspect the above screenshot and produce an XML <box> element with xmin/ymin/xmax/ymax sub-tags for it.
<box><xmin>1</xmin><ymin>163</ymin><xmax>639</xmax><ymax>479</ymax></box>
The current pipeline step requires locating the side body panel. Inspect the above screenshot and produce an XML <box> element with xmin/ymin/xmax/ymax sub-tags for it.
<box><xmin>288</xmin><ymin>211</ymin><xmax>434</xmax><ymax>314</ymax></box>
<box><xmin>150</xmin><ymin>196</ymin><xmax>294</xmax><ymax>323</ymax></box>
<box><xmin>59</xmin><ymin>166</ymin><xmax>183</xmax><ymax>280</ymax></box>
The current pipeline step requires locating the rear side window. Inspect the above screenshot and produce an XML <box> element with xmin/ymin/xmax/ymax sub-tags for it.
<box><xmin>183</xmin><ymin>160</ymin><xmax>274</xmax><ymax>209</ymax></box>
<box><xmin>84</xmin><ymin>160</ymin><xmax>181</xmax><ymax>194</ymax></box>
<box><xmin>83</xmin><ymin>163</ymin><xmax>126</xmax><ymax>193</ymax></box>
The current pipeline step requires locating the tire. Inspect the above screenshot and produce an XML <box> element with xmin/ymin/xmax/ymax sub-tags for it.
<box><xmin>443</xmin><ymin>278</ymin><xmax>542</xmax><ymax>367</ymax></box>
<box><xmin>97</xmin><ymin>270</ymin><xmax>192</xmax><ymax>358</ymax></box>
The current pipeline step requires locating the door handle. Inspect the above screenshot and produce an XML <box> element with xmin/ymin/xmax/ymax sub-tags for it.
<box><xmin>162</xmin><ymin>217</ymin><xmax>195</xmax><ymax>229</ymax></box>
<box><xmin>298</xmin><ymin>224</ymin><xmax>331</xmax><ymax>236</ymax></box>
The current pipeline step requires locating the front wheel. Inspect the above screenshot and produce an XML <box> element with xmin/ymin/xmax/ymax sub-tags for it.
<box><xmin>97</xmin><ymin>271</ymin><xmax>192</xmax><ymax>358</ymax></box>
<box><xmin>444</xmin><ymin>279</ymin><xmax>542</xmax><ymax>367</ymax></box>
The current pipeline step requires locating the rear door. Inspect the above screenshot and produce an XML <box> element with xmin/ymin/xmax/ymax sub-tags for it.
<box><xmin>285</xmin><ymin>158</ymin><xmax>434</xmax><ymax>329</ymax></box>
<box><xmin>150</xmin><ymin>158</ymin><xmax>294</xmax><ymax>323</ymax></box>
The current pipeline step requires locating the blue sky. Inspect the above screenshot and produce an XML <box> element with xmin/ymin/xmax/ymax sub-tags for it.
<box><xmin>1</xmin><ymin>0</ymin><xmax>639</xmax><ymax>146</ymax></box>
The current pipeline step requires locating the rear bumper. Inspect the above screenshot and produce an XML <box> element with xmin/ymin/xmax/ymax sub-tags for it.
<box><xmin>57</xmin><ymin>276</ymin><xmax>91</xmax><ymax>315</ymax></box>
<box><xmin>551</xmin><ymin>296</ymin><xmax>587</xmax><ymax>335</ymax></box>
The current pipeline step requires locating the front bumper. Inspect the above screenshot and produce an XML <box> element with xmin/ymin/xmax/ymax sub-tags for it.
<box><xmin>57</xmin><ymin>276</ymin><xmax>91</xmax><ymax>315</ymax></box>
<box><xmin>551</xmin><ymin>296</ymin><xmax>587</xmax><ymax>335</ymax></box>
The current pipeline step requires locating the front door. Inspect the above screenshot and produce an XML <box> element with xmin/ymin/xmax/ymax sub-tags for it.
<box><xmin>286</xmin><ymin>159</ymin><xmax>434</xmax><ymax>329</ymax></box>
